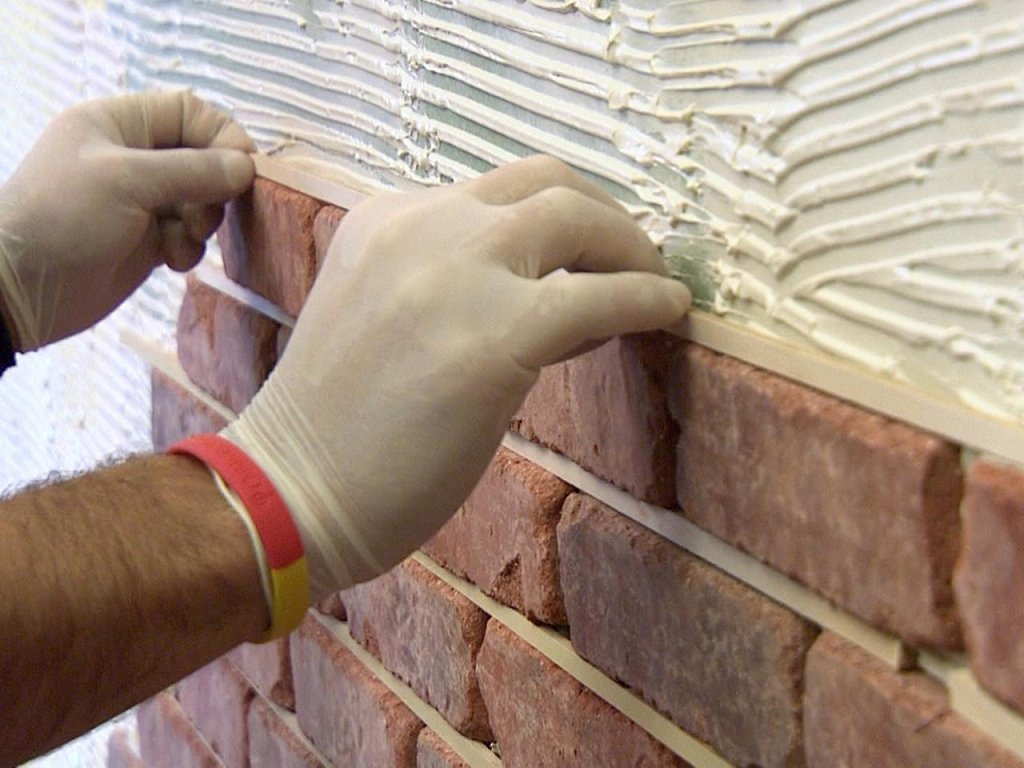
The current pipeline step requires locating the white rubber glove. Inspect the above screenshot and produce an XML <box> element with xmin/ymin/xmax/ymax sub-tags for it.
<box><xmin>225</xmin><ymin>156</ymin><xmax>692</xmax><ymax>602</ymax></box>
<box><xmin>0</xmin><ymin>91</ymin><xmax>256</xmax><ymax>351</ymax></box>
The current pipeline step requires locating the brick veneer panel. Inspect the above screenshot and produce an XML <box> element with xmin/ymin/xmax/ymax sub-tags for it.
<box><xmin>416</xmin><ymin>729</ymin><xmax>471</xmax><ymax>768</ymax></box>
<box><xmin>423</xmin><ymin>446</ymin><xmax>572</xmax><ymax>625</ymax></box>
<box><xmin>107</xmin><ymin>727</ymin><xmax>146</xmax><ymax>768</ymax></box>
<box><xmin>176</xmin><ymin>274</ymin><xmax>280</xmax><ymax>414</ymax></box>
<box><xmin>230</xmin><ymin>638</ymin><xmax>295</xmax><ymax>711</ymax></box>
<box><xmin>248</xmin><ymin>695</ymin><xmax>329</xmax><ymax>768</ymax></box>
<box><xmin>558</xmin><ymin>493</ymin><xmax>815</xmax><ymax>768</ymax></box>
<box><xmin>177</xmin><ymin>657</ymin><xmax>255</xmax><ymax>768</ymax></box>
<box><xmin>313</xmin><ymin>205</ymin><xmax>346</xmax><ymax>274</ymax></box>
<box><xmin>217</xmin><ymin>178</ymin><xmax>323</xmax><ymax>317</ymax></box>
<box><xmin>670</xmin><ymin>343</ymin><xmax>963</xmax><ymax>649</ymax></box>
<box><xmin>291</xmin><ymin>616</ymin><xmax>422</xmax><ymax>767</ymax></box>
<box><xmin>138</xmin><ymin>691</ymin><xmax>225</xmax><ymax>768</ymax></box>
<box><xmin>151</xmin><ymin>369</ymin><xmax>229</xmax><ymax>452</ymax></box>
<box><xmin>344</xmin><ymin>559</ymin><xmax>492</xmax><ymax>740</ymax></box>
<box><xmin>805</xmin><ymin>632</ymin><xmax>1024</xmax><ymax>767</ymax></box>
<box><xmin>511</xmin><ymin>332</ymin><xmax>677</xmax><ymax>506</ymax></box>
<box><xmin>955</xmin><ymin>459</ymin><xmax>1024</xmax><ymax>712</ymax></box>
<box><xmin>476</xmin><ymin>620</ymin><xmax>690</xmax><ymax>768</ymax></box>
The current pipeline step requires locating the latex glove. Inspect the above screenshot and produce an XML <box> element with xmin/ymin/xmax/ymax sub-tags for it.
<box><xmin>0</xmin><ymin>91</ymin><xmax>256</xmax><ymax>351</ymax></box>
<box><xmin>225</xmin><ymin>156</ymin><xmax>692</xmax><ymax>601</ymax></box>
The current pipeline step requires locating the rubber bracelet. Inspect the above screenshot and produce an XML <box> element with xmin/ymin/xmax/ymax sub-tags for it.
<box><xmin>169</xmin><ymin>433</ymin><xmax>309</xmax><ymax>641</ymax></box>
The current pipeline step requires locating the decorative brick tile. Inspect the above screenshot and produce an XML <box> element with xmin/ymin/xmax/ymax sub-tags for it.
<box><xmin>217</xmin><ymin>178</ymin><xmax>323</xmax><ymax>317</ymax></box>
<box><xmin>511</xmin><ymin>332</ymin><xmax>678</xmax><ymax>506</ymax></box>
<box><xmin>955</xmin><ymin>459</ymin><xmax>1024</xmax><ymax>713</ymax></box>
<box><xmin>150</xmin><ymin>369</ymin><xmax>229</xmax><ymax>451</ymax></box>
<box><xmin>107</xmin><ymin>727</ymin><xmax>145</xmax><ymax>768</ymax></box>
<box><xmin>176</xmin><ymin>657</ymin><xmax>255</xmax><ymax>768</ymax></box>
<box><xmin>176</xmin><ymin>274</ymin><xmax>280</xmax><ymax>414</ymax></box>
<box><xmin>805</xmin><ymin>633</ymin><xmax>1024</xmax><ymax>767</ymax></box>
<box><xmin>291</xmin><ymin>616</ymin><xmax>422</xmax><ymax>767</ymax></box>
<box><xmin>423</xmin><ymin>447</ymin><xmax>572</xmax><ymax>625</ymax></box>
<box><xmin>670</xmin><ymin>343</ymin><xmax>963</xmax><ymax>649</ymax></box>
<box><xmin>230</xmin><ymin>638</ymin><xmax>294</xmax><ymax>712</ymax></box>
<box><xmin>313</xmin><ymin>206</ymin><xmax>346</xmax><ymax>275</ymax></box>
<box><xmin>137</xmin><ymin>691</ymin><xmax>224</xmax><ymax>768</ymax></box>
<box><xmin>476</xmin><ymin>620</ymin><xmax>690</xmax><ymax>768</ymax></box>
<box><xmin>248</xmin><ymin>695</ymin><xmax>329</xmax><ymax>768</ymax></box>
<box><xmin>415</xmin><ymin>729</ymin><xmax>471</xmax><ymax>768</ymax></box>
<box><xmin>558</xmin><ymin>493</ymin><xmax>815</xmax><ymax>768</ymax></box>
<box><xmin>344</xmin><ymin>559</ymin><xmax>491</xmax><ymax>740</ymax></box>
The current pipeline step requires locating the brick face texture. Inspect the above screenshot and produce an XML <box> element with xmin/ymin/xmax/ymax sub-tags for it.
<box><xmin>247</xmin><ymin>695</ymin><xmax>328</xmax><ymax>768</ymax></box>
<box><xmin>670</xmin><ymin>343</ymin><xmax>963</xmax><ymax>650</ymax></box>
<box><xmin>229</xmin><ymin>638</ymin><xmax>294</xmax><ymax>711</ymax></box>
<box><xmin>176</xmin><ymin>657</ymin><xmax>254</xmax><ymax>768</ymax></box>
<box><xmin>151</xmin><ymin>369</ymin><xmax>229</xmax><ymax>451</ymax></box>
<box><xmin>138</xmin><ymin>691</ymin><xmax>224</xmax><ymax>768</ymax></box>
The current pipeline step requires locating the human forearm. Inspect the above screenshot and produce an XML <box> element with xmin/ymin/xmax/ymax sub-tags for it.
<box><xmin>0</xmin><ymin>454</ymin><xmax>268</xmax><ymax>766</ymax></box>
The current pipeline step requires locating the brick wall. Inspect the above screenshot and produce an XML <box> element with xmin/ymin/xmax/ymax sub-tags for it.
<box><xmin>117</xmin><ymin>177</ymin><xmax>1024</xmax><ymax>767</ymax></box>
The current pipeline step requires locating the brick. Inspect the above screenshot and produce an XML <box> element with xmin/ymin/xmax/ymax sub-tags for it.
<box><xmin>955</xmin><ymin>459</ymin><xmax>1024</xmax><ymax>712</ymax></box>
<box><xmin>217</xmin><ymin>178</ymin><xmax>323</xmax><ymax>316</ymax></box>
<box><xmin>416</xmin><ymin>729</ymin><xmax>471</xmax><ymax>768</ymax></box>
<box><xmin>670</xmin><ymin>343</ymin><xmax>963</xmax><ymax>649</ymax></box>
<box><xmin>176</xmin><ymin>657</ymin><xmax>255</xmax><ymax>768</ymax></box>
<box><xmin>151</xmin><ymin>369</ymin><xmax>229</xmax><ymax>451</ymax></box>
<box><xmin>176</xmin><ymin>274</ymin><xmax>280</xmax><ymax>414</ymax></box>
<box><xmin>313</xmin><ymin>205</ymin><xmax>346</xmax><ymax>274</ymax></box>
<box><xmin>558</xmin><ymin>493</ymin><xmax>815</xmax><ymax>768</ymax></box>
<box><xmin>248</xmin><ymin>695</ymin><xmax>329</xmax><ymax>768</ymax></box>
<box><xmin>314</xmin><ymin>590</ymin><xmax>347</xmax><ymax>621</ymax></box>
<box><xmin>511</xmin><ymin>332</ymin><xmax>677</xmax><ymax>506</ymax></box>
<box><xmin>137</xmin><ymin>691</ymin><xmax>224</xmax><ymax>768</ymax></box>
<box><xmin>107</xmin><ymin>727</ymin><xmax>145</xmax><ymax>768</ymax></box>
<box><xmin>230</xmin><ymin>638</ymin><xmax>295</xmax><ymax>711</ymax></box>
<box><xmin>476</xmin><ymin>620</ymin><xmax>690</xmax><ymax>768</ymax></box>
<box><xmin>344</xmin><ymin>559</ymin><xmax>491</xmax><ymax>740</ymax></box>
<box><xmin>291</xmin><ymin>616</ymin><xmax>422</xmax><ymax>767</ymax></box>
<box><xmin>423</xmin><ymin>447</ymin><xmax>572</xmax><ymax>625</ymax></box>
<box><xmin>805</xmin><ymin>633</ymin><xmax>1024</xmax><ymax>767</ymax></box>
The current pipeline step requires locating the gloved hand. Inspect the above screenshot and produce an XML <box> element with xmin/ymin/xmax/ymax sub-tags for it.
<box><xmin>225</xmin><ymin>156</ymin><xmax>692</xmax><ymax>601</ymax></box>
<box><xmin>0</xmin><ymin>91</ymin><xmax>256</xmax><ymax>351</ymax></box>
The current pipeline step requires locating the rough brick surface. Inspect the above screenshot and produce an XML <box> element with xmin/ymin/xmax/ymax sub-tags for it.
<box><xmin>476</xmin><ymin>620</ymin><xmax>690</xmax><ymax>768</ymax></box>
<box><xmin>313</xmin><ymin>205</ymin><xmax>346</xmax><ymax>274</ymax></box>
<box><xmin>248</xmin><ymin>695</ymin><xmax>329</xmax><ymax>768</ymax></box>
<box><xmin>291</xmin><ymin>616</ymin><xmax>422</xmax><ymax>767</ymax></box>
<box><xmin>512</xmin><ymin>333</ymin><xmax>677</xmax><ymax>506</ymax></box>
<box><xmin>416</xmin><ymin>729</ymin><xmax>471</xmax><ymax>768</ymax></box>
<box><xmin>955</xmin><ymin>459</ymin><xmax>1024</xmax><ymax>713</ymax></box>
<box><xmin>230</xmin><ymin>638</ymin><xmax>295</xmax><ymax>711</ymax></box>
<box><xmin>558</xmin><ymin>493</ymin><xmax>815</xmax><ymax>768</ymax></box>
<box><xmin>670</xmin><ymin>343</ymin><xmax>963</xmax><ymax>649</ymax></box>
<box><xmin>217</xmin><ymin>178</ymin><xmax>323</xmax><ymax>316</ymax></box>
<box><xmin>805</xmin><ymin>633</ymin><xmax>1024</xmax><ymax>767</ymax></box>
<box><xmin>107</xmin><ymin>727</ymin><xmax>145</xmax><ymax>768</ymax></box>
<box><xmin>151</xmin><ymin>369</ymin><xmax>229</xmax><ymax>451</ymax></box>
<box><xmin>344</xmin><ymin>559</ymin><xmax>491</xmax><ymax>740</ymax></box>
<box><xmin>177</xmin><ymin>657</ymin><xmax>254</xmax><ymax>768</ymax></box>
<box><xmin>423</xmin><ymin>447</ymin><xmax>572</xmax><ymax>625</ymax></box>
<box><xmin>176</xmin><ymin>274</ymin><xmax>280</xmax><ymax>414</ymax></box>
<box><xmin>138</xmin><ymin>691</ymin><xmax>224</xmax><ymax>768</ymax></box>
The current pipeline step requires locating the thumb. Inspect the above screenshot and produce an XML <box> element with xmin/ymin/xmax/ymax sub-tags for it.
<box><xmin>125</xmin><ymin>147</ymin><xmax>255</xmax><ymax>210</ymax></box>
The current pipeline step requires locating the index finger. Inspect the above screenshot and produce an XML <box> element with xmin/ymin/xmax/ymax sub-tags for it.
<box><xmin>467</xmin><ymin>155</ymin><xmax>624</xmax><ymax>212</ymax></box>
<box><xmin>102</xmin><ymin>91</ymin><xmax>256</xmax><ymax>153</ymax></box>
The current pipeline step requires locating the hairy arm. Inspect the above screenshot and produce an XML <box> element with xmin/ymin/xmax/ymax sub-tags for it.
<box><xmin>0</xmin><ymin>454</ymin><xmax>268</xmax><ymax>766</ymax></box>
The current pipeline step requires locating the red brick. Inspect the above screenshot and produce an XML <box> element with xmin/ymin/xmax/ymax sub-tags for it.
<box><xmin>137</xmin><ymin>691</ymin><xmax>224</xmax><ymax>768</ymax></box>
<box><xmin>176</xmin><ymin>274</ymin><xmax>280</xmax><ymax>413</ymax></box>
<box><xmin>511</xmin><ymin>332</ymin><xmax>677</xmax><ymax>506</ymax></box>
<box><xmin>314</xmin><ymin>590</ymin><xmax>347</xmax><ymax>621</ymax></box>
<box><xmin>291</xmin><ymin>615</ymin><xmax>422</xmax><ymax>767</ymax></box>
<box><xmin>955</xmin><ymin>459</ymin><xmax>1024</xmax><ymax>713</ymax></box>
<box><xmin>423</xmin><ymin>447</ymin><xmax>572</xmax><ymax>625</ymax></box>
<box><xmin>176</xmin><ymin>657</ymin><xmax>254</xmax><ymax>768</ymax></box>
<box><xmin>107</xmin><ymin>727</ymin><xmax>145</xmax><ymax>768</ymax></box>
<box><xmin>344</xmin><ymin>559</ymin><xmax>491</xmax><ymax>740</ymax></box>
<box><xmin>670</xmin><ymin>343</ymin><xmax>963</xmax><ymax>649</ymax></box>
<box><xmin>805</xmin><ymin>633</ymin><xmax>1024</xmax><ymax>767</ymax></box>
<box><xmin>476</xmin><ymin>620</ymin><xmax>690</xmax><ymax>768</ymax></box>
<box><xmin>416</xmin><ymin>729</ymin><xmax>471</xmax><ymax>768</ymax></box>
<box><xmin>313</xmin><ymin>205</ymin><xmax>346</xmax><ymax>274</ymax></box>
<box><xmin>558</xmin><ymin>493</ymin><xmax>815</xmax><ymax>768</ymax></box>
<box><xmin>217</xmin><ymin>178</ymin><xmax>323</xmax><ymax>316</ymax></box>
<box><xmin>248</xmin><ymin>695</ymin><xmax>329</xmax><ymax>768</ymax></box>
<box><xmin>230</xmin><ymin>638</ymin><xmax>295</xmax><ymax>711</ymax></box>
<box><xmin>151</xmin><ymin>369</ymin><xmax>229</xmax><ymax>451</ymax></box>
